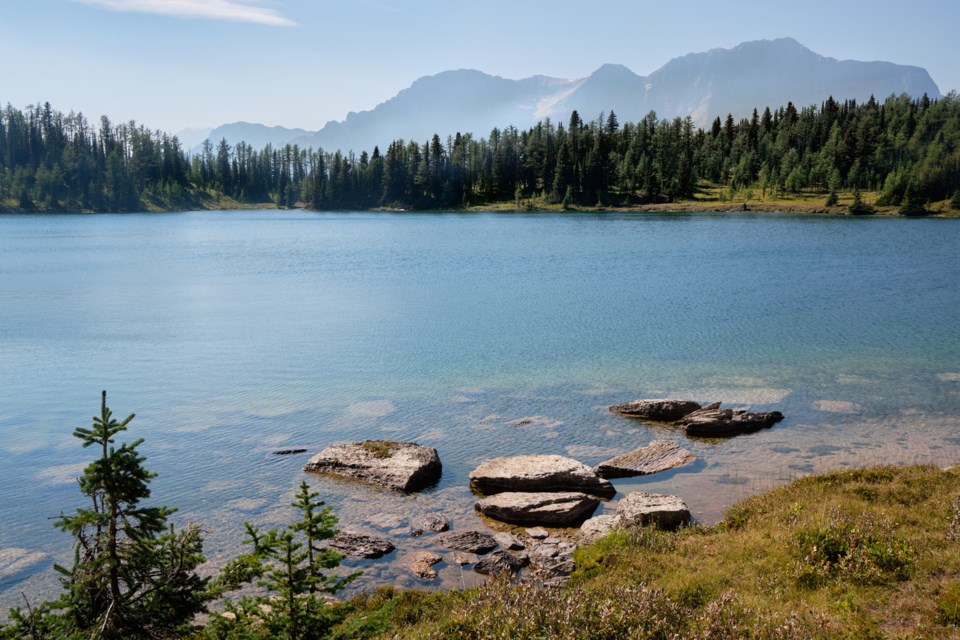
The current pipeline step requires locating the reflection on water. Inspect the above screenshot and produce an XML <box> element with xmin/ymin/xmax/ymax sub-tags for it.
<box><xmin>1</xmin><ymin>211</ymin><xmax>959</xmax><ymax>606</ymax></box>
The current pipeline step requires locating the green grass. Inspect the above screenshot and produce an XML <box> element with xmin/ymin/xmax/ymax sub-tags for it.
<box><xmin>361</xmin><ymin>440</ymin><xmax>395</xmax><ymax>459</ymax></box>
<box><xmin>323</xmin><ymin>465</ymin><xmax>960</xmax><ymax>639</ymax></box>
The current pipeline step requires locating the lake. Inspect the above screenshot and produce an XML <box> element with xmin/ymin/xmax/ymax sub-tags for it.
<box><xmin>1</xmin><ymin>210</ymin><xmax>959</xmax><ymax>603</ymax></box>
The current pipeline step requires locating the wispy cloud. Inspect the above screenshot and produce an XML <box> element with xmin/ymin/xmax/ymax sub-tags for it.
<box><xmin>76</xmin><ymin>0</ymin><xmax>296</xmax><ymax>27</ymax></box>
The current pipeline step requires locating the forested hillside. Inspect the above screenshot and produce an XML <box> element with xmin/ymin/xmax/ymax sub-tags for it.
<box><xmin>2</xmin><ymin>92</ymin><xmax>958</xmax><ymax>213</ymax></box>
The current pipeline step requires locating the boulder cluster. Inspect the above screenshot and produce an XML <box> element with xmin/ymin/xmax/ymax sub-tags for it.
<box><xmin>295</xmin><ymin>396</ymin><xmax>784</xmax><ymax>585</ymax></box>
<box><xmin>609</xmin><ymin>399</ymin><xmax>784</xmax><ymax>437</ymax></box>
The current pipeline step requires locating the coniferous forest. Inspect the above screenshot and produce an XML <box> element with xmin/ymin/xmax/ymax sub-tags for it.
<box><xmin>1</xmin><ymin>92</ymin><xmax>959</xmax><ymax>214</ymax></box>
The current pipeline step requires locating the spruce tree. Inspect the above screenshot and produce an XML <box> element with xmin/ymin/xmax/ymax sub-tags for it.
<box><xmin>848</xmin><ymin>188</ymin><xmax>874</xmax><ymax>215</ymax></box>
<box><xmin>206</xmin><ymin>481</ymin><xmax>357</xmax><ymax>639</ymax></box>
<box><xmin>2</xmin><ymin>391</ymin><xmax>209</xmax><ymax>639</ymax></box>
<box><xmin>899</xmin><ymin>181</ymin><xmax>927</xmax><ymax>215</ymax></box>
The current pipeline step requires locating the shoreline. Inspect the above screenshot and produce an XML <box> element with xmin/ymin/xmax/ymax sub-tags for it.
<box><xmin>4</xmin><ymin>190</ymin><xmax>959</xmax><ymax>217</ymax></box>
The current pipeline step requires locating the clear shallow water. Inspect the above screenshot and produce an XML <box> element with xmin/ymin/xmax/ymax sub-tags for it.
<box><xmin>1</xmin><ymin>210</ymin><xmax>959</xmax><ymax>603</ymax></box>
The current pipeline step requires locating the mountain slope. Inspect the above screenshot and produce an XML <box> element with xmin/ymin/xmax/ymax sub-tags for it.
<box><xmin>193</xmin><ymin>38</ymin><xmax>941</xmax><ymax>154</ymax></box>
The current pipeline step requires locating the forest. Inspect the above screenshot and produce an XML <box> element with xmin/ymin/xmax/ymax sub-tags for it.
<box><xmin>1</xmin><ymin>92</ymin><xmax>959</xmax><ymax>214</ymax></box>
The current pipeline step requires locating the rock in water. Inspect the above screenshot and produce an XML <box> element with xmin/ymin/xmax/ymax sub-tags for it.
<box><xmin>436</xmin><ymin>530</ymin><xmax>498</xmax><ymax>554</ymax></box>
<box><xmin>615</xmin><ymin>492</ymin><xmax>690</xmax><ymax>529</ymax></box>
<box><xmin>474</xmin><ymin>550</ymin><xmax>529</xmax><ymax>575</ymax></box>
<box><xmin>682</xmin><ymin>407</ymin><xmax>784</xmax><ymax>437</ymax></box>
<box><xmin>0</xmin><ymin>548</ymin><xmax>47</xmax><ymax>582</ymax></box>
<box><xmin>447</xmin><ymin>551</ymin><xmax>479</xmax><ymax>565</ymax></box>
<box><xmin>595</xmin><ymin>440</ymin><xmax>696</xmax><ymax>478</ymax></box>
<box><xmin>303</xmin><ymin>440</ymin><xmax>442</xmax><ymax>492</ymax></box>
<box><xmin>475</xmin><ymin>491</ymin><xmax>601</xmax><ymax>526</ymax></box>
<box><xmin>608</xmin><ymin>399</ymin><xmax>702</xmax><ymax>421</ymax></box>
<box><xmin>407</xmin><ymin>551</ymin><xmax>442</xmax><ymax>579</ymax></box>
<box><xmin>411</xmin><ymin>513</ymin><xmax>449</xmax><ymax>534</ymax></box>
<box><xmin>469</xmin><ymin>454</ymin><xmax>615</xmax><ymax>498</ymax></box>
<box><xmin>328</xmin><ymin>531</ymin><xmax>395</xmax><ymax>558</ymax></box>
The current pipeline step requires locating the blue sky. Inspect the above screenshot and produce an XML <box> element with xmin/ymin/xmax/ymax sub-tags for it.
<box><xmin>1</xmin><ymin>0</ymin><xmax>957</xmax><ymax>135</ymax></box>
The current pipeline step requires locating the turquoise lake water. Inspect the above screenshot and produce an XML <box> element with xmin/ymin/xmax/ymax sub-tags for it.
<box><xmin>1</xmin><ymin>210</ymin><xmax>959</xmax><ymax>602</ymax></box>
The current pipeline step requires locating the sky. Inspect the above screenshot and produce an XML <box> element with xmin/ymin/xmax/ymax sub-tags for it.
<box><xmin>1</xmin><ymin>0</ymin><xmax>957</xmax><ymax>136</ymax></box>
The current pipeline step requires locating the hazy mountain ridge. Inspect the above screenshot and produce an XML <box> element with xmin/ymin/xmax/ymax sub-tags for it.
<box><xmin>193</xmin><ymin>38</ymin><xmax>940</xmax><ymax>154</ymax></box>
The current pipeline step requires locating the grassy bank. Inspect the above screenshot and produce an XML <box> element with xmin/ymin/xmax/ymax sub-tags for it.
<box><xmin>5</xmin><ymin>186</ymin><xmax>959</xmax><ymax>217</ymax></box>
<box><xmin>472</xmin><ymin>186</ymin><xmax>960</xmax><ymax>217</ymax></box>
<box><xmin>322</xmin><ymin>465</ymin><xmax>960</xmax><ymax>639</ymax></box>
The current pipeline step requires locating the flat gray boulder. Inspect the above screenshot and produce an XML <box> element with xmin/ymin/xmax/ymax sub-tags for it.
<box><xmin>475</xmin><ymin>491</ymin><xmax>600</xmax><ymax>526</ymax></box>
<box><xmin>303</xmin><ymin>440</ymin><xmax>441</xmax><ymax>492</ymax></box>
<box><xmin>578</xmin><ymin>514</ymin><xmax>620</xmax><ymax>543</ymax></box>
<box><xmin>493</xmin><ymin>531</ymin><xmax>525</xmax><ymax>550</ymax></box>
<box><xmin>681</xmin><ymin>406</ymin><xmax>784</xmax><ymax>437</ymax></box>
<box><xmin>580</xmin><ymin>492</ymin><xmax>690</xmax><ymax>541</ymax></box>
<box><xmin>615</xmin><ymin>491</ymin><xmax>690</xmax><ymax>529</ymax></box>
<box><xmin>436</xmin><ymin>530</ymin><xmax>498</xmax><ymax>554</ymax></box>
<box><xmin>328</xmin><ymin>531</ymin><xmax>395</xmax><ymax>559</ymax></box>
<box><xmin>473</xmin><ymin>550</ymin><xmax>529</xmax><ymax>575</ymax></box>
<box><xmin>595</xmin><ymin>440</ymin><xmax>696</xmax><ymax>478</ymax></box>
<box><xmin>608</xmin><ymin>399</ymin><xmax>702</xmax><ymax>422</ymax></box>
<box><xmin>469</xmin><ymin>454</ymin><xmax>615</xmax><ymax>498</ymax></box>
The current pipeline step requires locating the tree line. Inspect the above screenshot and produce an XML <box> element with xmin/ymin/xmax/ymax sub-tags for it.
<box><xmin>2</xmin><ymin>92</ymin><xmax>959</xmax><ymax>213</ymax></box>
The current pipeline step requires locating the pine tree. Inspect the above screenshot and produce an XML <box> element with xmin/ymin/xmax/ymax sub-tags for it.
<box><xmin>2</xmin><ymin>391</ymin><xmax>209</xmax><ymax>639</ymax></box>
<box><xmin>206</xmin><ymin>481</ymin><xmax>357</xmax><ymax>639</ymax></box>
<box><xmin>899</xmin><ymin>180</ymin><xmax>927</xmax><ymax>215</ymax></box>
<box><xmin>848</xmin><ymin>188</ymin><xmax>874</xmax><ymax>215</ymax></box>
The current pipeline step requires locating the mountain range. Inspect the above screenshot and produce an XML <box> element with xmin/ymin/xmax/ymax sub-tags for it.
<box><xmin>185</xmin><ymin>37</ymin><xmax>940</xmax><ymax>155</ymax></box>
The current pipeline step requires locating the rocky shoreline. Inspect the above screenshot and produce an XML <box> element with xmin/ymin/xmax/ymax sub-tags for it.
<box><xmin>293</xmin><ymin>396</ymin><xmax>785</xmax><ymax>587</ymax></box>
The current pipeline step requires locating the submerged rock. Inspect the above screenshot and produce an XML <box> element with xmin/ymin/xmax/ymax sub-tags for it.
<box><xmin>0</xmin><ymin>547</ymin><xmax>47</xmax><ymax>581</ymax></box>
<box><xmin>436</xmin><ymin>530</ymin><xmax>498</xmax><ymax>554</ymax></box>
<box><xmin>469</xmin><ymin>454</ymin><xmax>615</xmax><ymax>498</ymax></box>
<box><xmin>328</xmin><ymin>531</ymin><xmax>395</xmax><ymax>559</ymax></box>
<box><xmin>473</xmin><ymin>550</ymin><xmax>529</xmax><ymax>575</ymax></box>
<box><xmin>476</xmin><ymin>491</ymin><xmax>601</xmax><ymax>526</ymax></box>
<box><xmin>447</xmin><ymin>551</ymin><xmax>479</xmax><ymax>565</ymax></box>
<box><xmin>410</xmin><ymin>513</ymin><xmax>449</xmax><ymax>535</ymax></box>
<box><xmin>407</xmin><ymin>551</ymin><xmax>442</xmax><ymax>579</ymax></box>
<box><xmin>608</xmin><ymin>399</ymin><xmax>702</xmax><ymax>422</ymax></box>
<box><xmin>681</xmin><ymin>406</ymin><xmax>784</xmax><ymax>437</ymax></box>
<box><xmin>595</xmin><ymin>440</ymin><xmax>696</xmax><ymax>478</ymax></box>
<box><xmin>303</xmin><ymin>440</ymin><xmax>442</xmax><ymax>492</ymax></box>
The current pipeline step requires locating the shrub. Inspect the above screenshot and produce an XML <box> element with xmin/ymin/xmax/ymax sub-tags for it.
<box><xmin>795</xmin><ymin>508</ymin><xmax>913</xmax><ymax>587</ymax></box>
<box><xmin>362</xmin><ymin>440</ymin><xmax>394</xmax><ymax>459</ymax></box>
